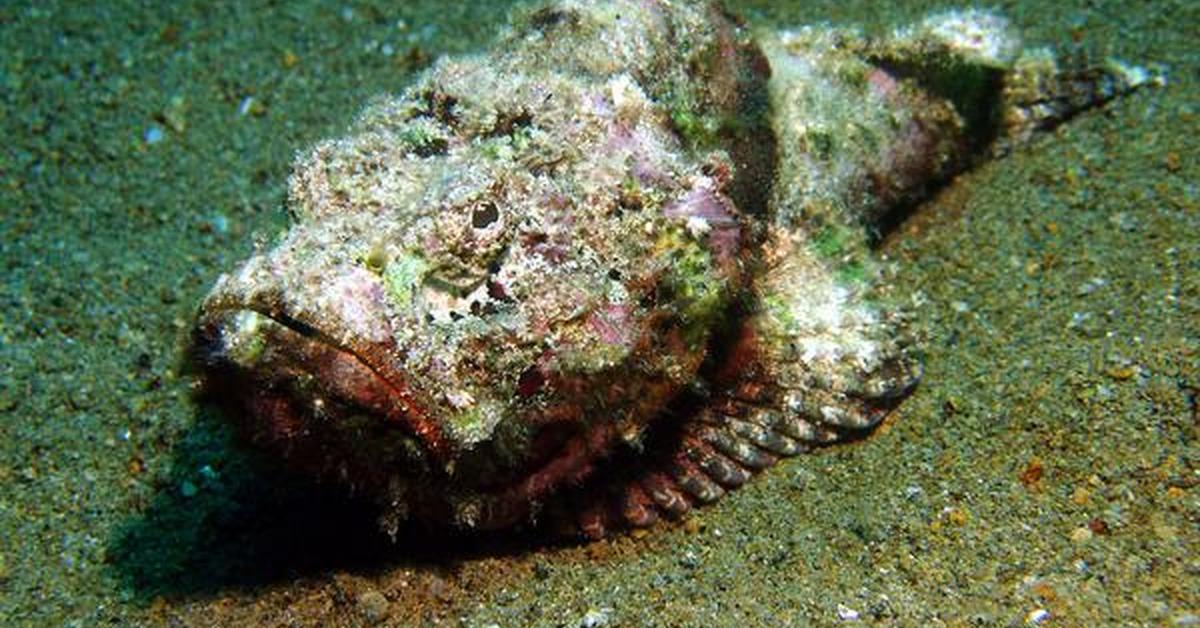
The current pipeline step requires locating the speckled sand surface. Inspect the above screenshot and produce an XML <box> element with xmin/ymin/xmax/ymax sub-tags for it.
<box><xmin>1</xmin><ymin>1</ymin><xmax>1195</xmax><ymax>625</ymax></box>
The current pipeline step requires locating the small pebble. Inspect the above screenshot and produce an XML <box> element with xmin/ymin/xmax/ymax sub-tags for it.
<box><xmin>837</xmin><ymin>604</ymin><xmax>860</xmax><ymax>621</ymax></box>
<box><xmin>144</xmin><ymin>125</ymin><xmax>164</xmax><ymax>145</ymax></box>
<box><xmin>357</xmin><ymin>589</ymin><xmax>389</xmax><ymax>623</ymax></box>
<box><xmin>209</xmin><ymin>213</ymin><xmax>229</xmax><ymax>235</ymax></box>
<box><xmin>1025</xmin><ymin>608</ymin><xmax>1050</xmax><ymax>624</ymax></box>
<box><xmin>237</xmin><ymin>96</ymin><xmax>266</xmax><ymax>117</ymax></box>
<box><xmin>1076</xmin><ymin>276</ymin><xmax>1107</xmax><ymax>296</ymax></box>
<box><xmin>579</xmin><ymin>607</ymin><xmax>611</xmax><ymax>627</ymax></box>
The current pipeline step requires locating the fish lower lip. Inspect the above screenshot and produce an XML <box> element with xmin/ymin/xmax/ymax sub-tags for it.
<box><xmin>197</xmin><ymin>308</ymin><xmax>449</xmax><ymax>460</ymax></box>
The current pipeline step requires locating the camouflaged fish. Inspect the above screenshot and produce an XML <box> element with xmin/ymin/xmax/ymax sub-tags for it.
<box><xmin>195</xmin><ymin>0</ymin><xmax>1157</xmax><ymax>538</ymax></box>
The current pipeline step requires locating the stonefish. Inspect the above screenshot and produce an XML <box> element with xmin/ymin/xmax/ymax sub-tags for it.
<box><xmin>196</xmin><ymin>0</ymin><xmax>1154</xmax><ymax>538</ymax></box>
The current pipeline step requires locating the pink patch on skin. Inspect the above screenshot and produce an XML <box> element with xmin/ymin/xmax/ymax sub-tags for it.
<box><xmin>601</xmin><ymin>117</ymin><xmax>673</xmax><ymax>187</ymax></box>
<box><xmin>528</xmin><ymin>239</ymin><xmax>569</xmax><ymax>264</ymax></box>
<box><xmin>869</xmin><ymin>116</ymin><xmax>944</xmax><ymax>206</ymax></box>
<box><xmin>591</xmin><ymin>91</ymin><xmax>613</xmax><ymax>117</ymax></box>
<box><xmin>867</xmin><ymin>67</ymin><xmax>903</xmax><ymax>102</ymax></box>
<box><xmin>706</xmin><ymin>224</ymin><xmax>741</xmax><ymax>263</ymax></box>
<box><xmin>588</xmin><ymin>303</ymin><xmax>632</xmax><ymax>346</ymax></box>
<box><xmin>604</xmin><ymin>122</ymin><xmax>638</xmax><ymax>160</ymax></box>
<box><xmin>525</xmin><ymin>194</ymin><xmax>575</xmax><ymax>264</ymax></box>
<box><xmin>632</xmin><ymin>154</ymin><xmax>672</xmax><ymax>187</ymax></box>
<box><xmin>332</xmin><ymin>267</ymin><xmax>390</xmax><ymax>342</ymax></box>
<box><xmin>663</xmin><ymin>182</ymin><xmax>741</xmax><ymax>262</ymax></box>
<box><xmin>863</xmin><ymin>67</ymin><xmax>952</xmax><ymax>203</ymax></box>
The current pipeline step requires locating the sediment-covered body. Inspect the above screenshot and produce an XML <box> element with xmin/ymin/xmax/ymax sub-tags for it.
<box><xmin>195</xmin><ymin>0</ymin><xmax>1156</xmax><ymax>537</ymax></box>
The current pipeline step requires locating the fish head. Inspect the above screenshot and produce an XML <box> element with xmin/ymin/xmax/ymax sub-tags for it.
<box><xmin>192</xmin><ymin>66</ymin><xmax>743</xmax><ymax>529</ymax></box>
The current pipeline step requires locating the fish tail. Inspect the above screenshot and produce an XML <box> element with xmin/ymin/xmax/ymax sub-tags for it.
<box><xmin>995</xmin><ymin>48</ymin><xmax>1166</xmax><ymax>154</ymax></box>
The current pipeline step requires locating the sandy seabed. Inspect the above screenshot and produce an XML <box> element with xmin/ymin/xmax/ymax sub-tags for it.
<box><xmin>1</xmin><ymin>0</ymin><xmax>1195</xmax><ymax>625</ymax></box>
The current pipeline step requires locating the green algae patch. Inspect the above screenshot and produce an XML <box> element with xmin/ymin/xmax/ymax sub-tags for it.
<box><xmin>811</xmin><ymin>223</ymin><xmax>851</xmax><ymax>259</ymax></box>
<box><xmin>382</xmin><ymin>252</ymin><xmax>429</xmax><ymax>307</ymax></box>
<box><xmin>810</xmin><ymin>223</ymin><xmax>871</xmax><ymax>286</ymax></box>
<box><xmin>669</xmin><ymin>100</ymin><xmax>723</xmax><ymax>149</ymax></box>
<box><xmin>834</xmin><ymin>259</ymin><xmax>868</xmax><ymax>285</ymax></box>
<box><xmin>398</xmin><ymin>123</ymin><xmax>449</xmax><ymax>157</ymax></box>
<box><xmin>655</xmin><ymin>226</ymin><xmax>725</xmax><ymax>348</ymax></box>
<box><xmin>224</xmin><ymin>311</ymin><xmax>268</xmax><ymax>367</ymax></box>
<box><xmin>444</xmin><ymin>397</ymin><xmax>507</xmax><ymax>449</ymax></box>
<box><xmin>762</xmin><ymin>292</ymin><xmax>798</xmax><ymax>335</ymax></box>
<box><xmin>359</xmin><ymin>242</ymin><xmax>388</xmax><ymax>274</ymax></box>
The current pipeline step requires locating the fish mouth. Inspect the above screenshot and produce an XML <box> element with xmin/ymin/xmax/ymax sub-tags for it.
<box><xmin>194</xmin><ymin>307</ymin><xmax>451</xmax><ymax>467</ymax></box>
<box><xmin>193</xmin><ymin>306</ymin><xmax>621</xmax><ymax>530</ymax></box>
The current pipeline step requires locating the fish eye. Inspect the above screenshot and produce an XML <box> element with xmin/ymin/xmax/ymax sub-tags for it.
<box><xmin>471</xmin><ymin>202</ymin><xmax>499</xmax><ymax>229</ymax></box>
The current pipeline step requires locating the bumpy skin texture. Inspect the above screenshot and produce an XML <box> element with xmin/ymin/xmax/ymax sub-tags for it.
<box><xmin>195</xmin><ymin>0</ymin><xmax>1155</xmax><ymax>538</ymax></box>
